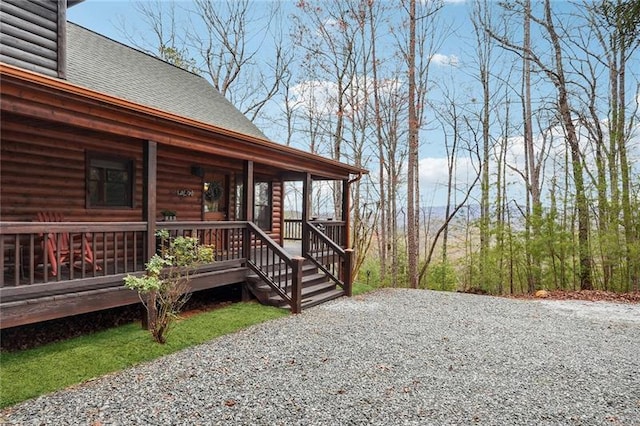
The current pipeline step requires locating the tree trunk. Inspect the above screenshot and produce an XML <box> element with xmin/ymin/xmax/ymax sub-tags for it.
<box><xmin>544</xmin><ymin>0</ymin><xmax>592</xmax><ymax>290</ymax></box>
<box><xmin>369</xmin><ymin>0</ymin><xmax>387</xmax><ymax>281</ymax></box>
<box><xmin>407</xmin><ymin>0</ymin><xmax>419</xmax><ymax>289</ymax></box>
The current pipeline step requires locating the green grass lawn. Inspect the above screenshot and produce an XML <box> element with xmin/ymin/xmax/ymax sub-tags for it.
<box><xmin>0</xmin><ymin>302</ymin><xmax>287</xmax><ymax>408</ymax></box>
<box><xmin>352</xmin><ymin>280</ymin><xmax>380</xmax><ymax>296</ymax></box>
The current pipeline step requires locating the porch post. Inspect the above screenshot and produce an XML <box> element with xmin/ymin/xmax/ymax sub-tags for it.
<box><xmin>342</xmin><ymin>178</ymin><xmax>350</xmax><ymax>249</ymax></box>
<box><xmin>142</xmin><ymin>140</ymin><xmax>157</xmax><ymax>330</ymax></box>
<box><xmin>243</xmin><ymin>160</ymin><xmax>254</xmax><ymax>222</ymax></box>
<box><xmin>279</xmin><ymin>177</ymin><xmax>285</xmax><ymax>245</ymax></box>
<box><xmin>242</xmin><ymin>161</ymin><xmax>254</xmax><ymax>261</ymax></box>
<box><xmin>291</xmin><ymin>256</ymin><xmax>304</xmax><ymax>314</ymax></box>
<box><xmin>344</xmin><ymin>248</ymin><xmax>354</xmax><ymax>297</ymax></box>
<box><xmin>301</xmin><ymin>173</ymin><xmax>312</xmax><ymax>257</ymax></box>
<box><xmin>144</xmin><ymin>141</ymin><xmax>158</xmax><ymax>254</ymax></box>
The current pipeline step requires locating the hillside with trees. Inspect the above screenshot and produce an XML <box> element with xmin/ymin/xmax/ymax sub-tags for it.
<box><xmin>118</xmin><ymin>0</ymin><xmax>639</xmax><ymax>295</ymax></box>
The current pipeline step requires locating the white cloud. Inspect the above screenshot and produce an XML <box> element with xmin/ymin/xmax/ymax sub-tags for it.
<box><xmin>288</xmin><ymin>80</ymin><xmax>338</xmax><ymax>117</ymax></box>
<box><xmin>419</xmin><ymin>156</ymin><xmax>477</xmax><ymax>186</ymax></box>
<box><xmin>416</xmin><ymin>156</ymin><xmax>480</xmax><ymax>206</ymax></box>
<box><xmin>288</xmin><ymin>76</ymin><xmax>404</xmax><ymax>118</ymax></box>
<box><xmin>431</xmin><ymin>53</ymin><xmax>459</xmax><ymax>67</ymax></box>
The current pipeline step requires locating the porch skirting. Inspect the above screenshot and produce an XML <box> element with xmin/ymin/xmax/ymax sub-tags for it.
<box><xmin>0</xmin><ymin>265</ymin><xmax>249</xmax><ymax>329</ymax></box>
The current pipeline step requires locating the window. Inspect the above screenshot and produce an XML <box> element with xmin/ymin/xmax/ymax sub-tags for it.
<box><xmin>235</xmin><ymin>179</ymin><xmax>244</xmax><ymax>220</ymax></box>
<box><xmin>87</xmin><ymin>153</ymin><xmax>134</xmax><ymax>208</ymax></box>
<box><xmin>254</xmin><ymin>181</ymin><xmax>272</xmax><ymax>230</ymax></box>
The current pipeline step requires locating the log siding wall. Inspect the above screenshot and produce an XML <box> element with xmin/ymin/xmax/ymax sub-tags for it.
<box><xmin>1</xmin><ymin>118</ymin><xmax>286</xmax><ymax>241</ymax></box>
<box><xmin>0</xmin><ymin>0</ymin><xmax>62</xmax><ymax>78</ymax></box>
<box><xmin>0</xmin><ymin>118</ymin><xmax>143</xmax><ymax>222</ymax></box>
<box><xmin>271</xmin><ymin>180</ymin><xmax>282</xmax><ymax>242</ymax></box>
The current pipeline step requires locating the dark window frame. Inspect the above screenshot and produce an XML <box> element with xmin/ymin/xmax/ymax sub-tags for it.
<box><xmin>86</xmin><ymin>151</ymin><xmax>135</xmax><ymax>209</ymax></box>
<box><xmin>235</xmin><ymin>175</ymin><xmax>244</xmax><ymax>220</ymax></box>
<box><xmin>254</xmin><ymin>180</ymin><xmax>272</xmax><ymax>231</ymax></box>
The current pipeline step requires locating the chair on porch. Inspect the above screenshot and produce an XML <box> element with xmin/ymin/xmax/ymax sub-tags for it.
<box><xmin>36</xmin><ymin>212</ymin><xmax>101</xmax><ymax>277</ymax></box>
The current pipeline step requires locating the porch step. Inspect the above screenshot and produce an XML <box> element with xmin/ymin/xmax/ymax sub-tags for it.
<box><xmin>301</xmin><ymin>287</ymin><xmax>345</xmax><ymax>309</ymax></box>
<box><xmin>248</xmin><ymin>262</ymin><xmax>317</xmax><ymax>276</ymax></box>
<box><xmin>249</xmin><ymin>272</ymin><xmax>327</xmax><ymax>293</ymax></box>
<box><xmin>246</xmin><ymin>261</ymin><xmax>345</xmax><ymax>310</ymax></box>
<box><xmin>264</xmin><ymin>280</ymin><xmax>345</xmax><ymax>310</ymax></box>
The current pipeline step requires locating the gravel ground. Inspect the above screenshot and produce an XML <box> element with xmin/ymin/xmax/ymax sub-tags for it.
<box><xmin>2</xmin><ymin>289</ymin><xmax>639</xmax><ymax>425</ymax></box>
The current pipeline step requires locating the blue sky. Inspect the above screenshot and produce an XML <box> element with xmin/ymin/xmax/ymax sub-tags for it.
<box><xmin>68</xmin><ymin>1</ymin><xmax>639</xmax><ymax>208</ymax></box>
<box><xmin>67</xmin><ymin>1</ymin><xmax>475</xmax><ymax>203</ymax></box>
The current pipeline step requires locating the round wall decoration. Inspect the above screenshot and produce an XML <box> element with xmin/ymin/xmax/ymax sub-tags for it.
<box><xmin>205</xmin><ymin>181</ymin><xmax>223</xmax><ymax>202</ymax></box>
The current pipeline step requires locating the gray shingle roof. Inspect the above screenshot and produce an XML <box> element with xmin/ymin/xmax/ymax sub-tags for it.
<box><xmin>65</xmin><ymin>23</ymin><xmax>268</xmax><ymax>140</ymax></box>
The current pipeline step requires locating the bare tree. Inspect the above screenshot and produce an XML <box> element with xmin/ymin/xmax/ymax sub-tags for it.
<box><xmin>420</xmin><ymin>84</ymin><xmax>482</xmax><ymax>285</ymax></box>
<box><xmin>394</xmin><ymin>0</ymin><xmax>445</xmax><ymax>289</ymax></box>
<box><xmin>376</xmin><ymin>71</ymin><xmax>409</xmax><ymax>286</ymax></box>
<box><xmin>369</xmin><ymin>0</ymin><xmax>388</xmax><ymax>281</ymax></box>
<box><xmin>406</xmin><ymin>0</ymin><xmax>419</xmax><ymax>289</ymax></box>
<box><xmin>595</xmin><ymin>0</ymin><xmax>640</xmax><ymax>291</ymax></box>
<box><xmin>470</xmin><ymin>0</ymin><xmax>496</xmax><ymax>290</ymax></box>
<box><xmin>486</xmin><ymin>0</ymin><xmax>593</xmax><ymax>290</ymax></box>
<box><xmin>119</xmin><ymin>0</ymin><xmax>291</xmax><ymax>123</ymax></box>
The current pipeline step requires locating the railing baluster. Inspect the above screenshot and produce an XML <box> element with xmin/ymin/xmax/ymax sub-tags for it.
<box><xmin>56</xmin><ymin>232</ymin><xmax>63</xmax><ymax>281</ymax></box>
<box><xmin>28</xmin><ymin>234</ymin><xmax>34</xmax><ymax>285</ymax></box>
<box><xmin>114</xmin><ymin>232</ymin><xmax>119</xmax><ymax>275</ymax></box>
<box><xmin>304</xmin><ymin>221</ymin><xmax>349</xmax><ymax>292</ymax></box>
<box><xmin>13</xmin><ymin>235</ymin><xmax>20</xmax><ymax>286</ymax></box>
<box><xmin>133</xmin><ymin>231</ymin><xmax>138</xmax><ymax>271</ymax></box>
<box><xmin>40</xmin><ymin>234</ymin><xmax>47</xmax><ymax>282</ymax></box>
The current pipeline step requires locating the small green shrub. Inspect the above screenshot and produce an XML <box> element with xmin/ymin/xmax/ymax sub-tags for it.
<box><xmin>424</xmin><ymin>261</ymin><xmax>459</xmax><ymax>292</ymax></box>
<box><xmin>124</xmin><ymin>230</ymin><xmax>213</xmax><ymax>344</ymax></box>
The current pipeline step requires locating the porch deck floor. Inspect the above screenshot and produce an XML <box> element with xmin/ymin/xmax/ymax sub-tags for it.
<box><xmin>282</xmin><ymin>239</ymin><xmax>302</xmax><ymax>256</ymax></box>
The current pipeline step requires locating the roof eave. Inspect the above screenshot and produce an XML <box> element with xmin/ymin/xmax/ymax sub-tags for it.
<box><xmin>0</xmin><ymin>63</ymin><xmax>368</xmax><ymax>178</ymax></box>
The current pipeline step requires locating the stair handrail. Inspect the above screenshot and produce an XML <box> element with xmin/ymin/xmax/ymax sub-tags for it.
<box><xmin>305</xmin><ymin>221</ymin><xmax>353</xmax><ymax>296</ymax></box>
<box><xmin>245</xmin><ymin>222</ymin><xmax>303</xmax><ymax>313</ymax></box>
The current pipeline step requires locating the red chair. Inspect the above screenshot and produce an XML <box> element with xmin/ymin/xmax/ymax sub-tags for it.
<box><xmin>37</xmin><ymin>212</ymin><xmax>100</xmax><ymax>276</ymax></box>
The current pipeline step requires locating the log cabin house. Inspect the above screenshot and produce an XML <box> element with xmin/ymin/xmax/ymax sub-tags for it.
<box><xmin>0</xmin><ymin>0</ymin><xmax>366</xmax><ymax>329</ymax></box>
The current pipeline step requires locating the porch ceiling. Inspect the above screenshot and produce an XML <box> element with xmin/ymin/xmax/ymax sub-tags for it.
<box><xmin>0</xmin><ymin>64</ymin><xmax>367</xmax><ymax>181</ymax></box>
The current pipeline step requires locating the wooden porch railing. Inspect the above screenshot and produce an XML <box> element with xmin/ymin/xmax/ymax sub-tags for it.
<box><xmin>312</xmin><ymin>220</ymin><xmax>347</xmax><ymax>248</ymax></box>
<box><xmin>157</xmin><ymin>221</ymin><xmax>247</xmax><ymax>262</ymax></box>
<box><xmin>0</xmin><ymin>222</ymin><xmax>148</xmax><ymax>287</ymax></box>
<box><xmin>305</xmin><ymin>221</ymin><xmax>353</xmax><ymax>296</ymax></box>
<box><xmin>0</xmin><ymin>221</ymin><xmax>249</xmax><ymax>288</ymax></box>
<box><xmin>245</xmin><ymin>222</ymin><xmax>304</xmax><ymax>313</ymax></box>
<box><xmin>284</xmin><ymin>219</ymin><xmax>346</xmax><ymax>248</ymax></box>
<box><xmin>283</xmin><ymin>218</ymin><xmax>303</xmax><ymax>240</ymax></box>
<box><xmin>1</xmin><ymin>220</ymin><xmax>348</xmax><ymax>312</ymax></box>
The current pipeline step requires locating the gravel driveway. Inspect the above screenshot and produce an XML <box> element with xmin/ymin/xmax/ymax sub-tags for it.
<box><xmin>3</xmin><ymin>289</ymin><xmax>639</xmax><ymax>425</ymax></box>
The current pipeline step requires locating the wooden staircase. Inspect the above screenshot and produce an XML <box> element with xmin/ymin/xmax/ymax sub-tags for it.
<box><xmin>246</xmin><ymin>259</ymin><xmax>345</xmax><ymax>310</ymax></box>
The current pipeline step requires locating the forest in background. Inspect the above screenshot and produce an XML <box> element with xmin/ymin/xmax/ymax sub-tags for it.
<box><xmin>115</xmin><ymin>0</ymin><xmax>640</xmax><ymax>295</ymax></box>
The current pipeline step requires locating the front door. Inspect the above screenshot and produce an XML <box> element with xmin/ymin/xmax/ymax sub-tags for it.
<box><xmin>203</xmin><ymin>174</ymin><xmax>228</xmax><ymax>221</ymax></box>
<box><xmin>203</xmin><ymin>174</ymin><xmax>228</xmax><ymax>250</ymax></box>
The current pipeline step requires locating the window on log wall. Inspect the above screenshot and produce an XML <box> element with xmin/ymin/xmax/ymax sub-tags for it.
<box><xmin>86</xmin><ymin>153</ymin><xmax>134</xmax><ymax>208</ymax></box>
<box><xmin>254</xmin><ymin>181</ymin><xmax>272</xmax><ymax>231</ymax></box>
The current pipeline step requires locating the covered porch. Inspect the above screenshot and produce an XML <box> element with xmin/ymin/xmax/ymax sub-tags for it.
<box><xmin>0</xmin><ymin>217</ymin><xmax>351</xmax><ymax>328</ymax></box>
<box><xmin>0</xmin><ymin>64</ymin><xmax>364</xmax><ymax>329</ymax></box>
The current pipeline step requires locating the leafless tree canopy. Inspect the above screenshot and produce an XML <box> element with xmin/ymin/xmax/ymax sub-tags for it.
<box><xmin>119</xmin><ymin>0</ymin><xmax>640</xmax><ymax>294</ymax></box>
